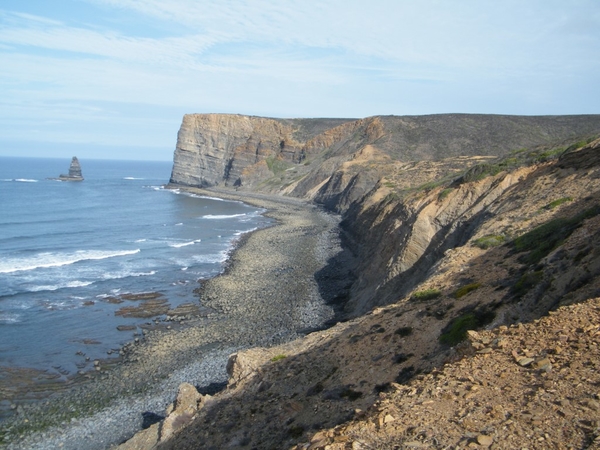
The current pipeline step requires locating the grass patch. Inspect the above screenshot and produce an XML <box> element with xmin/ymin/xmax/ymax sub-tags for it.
<box><xmin>438</xmin><ymin>188</ymin><xmax>454</xmax><ymax>201</ymax></box>
<box><xmin>411</xmin><ymin>289</ymin><xmax>442</xmax><ymax>301</ymax></box>
<box><xmin>473</xmin><ymin>234</ymin><xmax>505</xmax><ymax>249</ymax></box>
<box><xmin>265</xmin><ymin>156</ymin><xmax>290</xmax><ymax>174</ymax></box>
<box><xmin>513</xmin><ymin>206</ymin><xmax>600</xmax><ymax>265</ymax></box>
<box><xmin>270</xmin><ymin>354</ymin><xmax>287</xmax><ymax>362</ymax></box>
<box><xmin>543</xmin><ymin>197</ymin><xmax>573</xmax><ymax>210</ymax></box>
<box><xmin>453</xmin><ymin>283</ymin><xmax>481</xmax><ymax>299</ymax></box>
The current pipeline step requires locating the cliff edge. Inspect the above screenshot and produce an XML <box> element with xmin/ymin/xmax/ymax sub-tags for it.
<box><xmin>153</xmin><ymin>115</ymin><xmax>600</xmax><ymax>449</ymax></box>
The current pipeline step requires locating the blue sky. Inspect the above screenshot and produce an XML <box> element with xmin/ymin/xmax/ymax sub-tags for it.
<box><xmin>1</xmin><ymin>1</ymin><xmax>599</xmax><ymax>161</ymax></box>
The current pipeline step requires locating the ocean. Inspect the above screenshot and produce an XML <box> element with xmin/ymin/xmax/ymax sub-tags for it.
<box><xmin>0</xmin><ymin>157</ymin><xmax>270</xmax><ymax>381</ymax></box>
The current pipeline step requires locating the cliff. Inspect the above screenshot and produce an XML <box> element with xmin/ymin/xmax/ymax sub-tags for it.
<box><xmin>170</xmin><ymin>113</ymin><xmax>600</xmax><ymax>212</ymax></box>
<box><xmin>150</xmin><ymin>115</ymin><xmax>600</xmax><ymax>449</ymax></box>
<box><xmin>169</xmin><ymin>113</ymin><xmax>600</xmax><ymax>319</ymax></box>
<box><xmin>157</xmin><ymin>136</ymin><xmax>600</xmax><ymax>449</ymax></box>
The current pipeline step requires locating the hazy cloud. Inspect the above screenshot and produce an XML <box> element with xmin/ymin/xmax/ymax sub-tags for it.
<box><xmin>0</xmin><ymin>1</ymin><xmax>599</xmax><ymax>159</ymax></box>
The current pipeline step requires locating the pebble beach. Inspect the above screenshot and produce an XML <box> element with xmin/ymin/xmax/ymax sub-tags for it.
<box><xmin>2</xmin><ymin>188</ymin><xmax>342</xmax><ymax>450</ymax></box>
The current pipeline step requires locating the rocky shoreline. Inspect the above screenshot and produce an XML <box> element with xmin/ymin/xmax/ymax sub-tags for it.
<box><xmin>1</xmin><ymin>188</ymin><xmax>343</xmax><ymax>450</ymax></box>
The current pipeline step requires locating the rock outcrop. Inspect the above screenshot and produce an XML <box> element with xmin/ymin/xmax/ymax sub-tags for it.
<box><xmin>120</xmin><ymin>117</ymin><xmax>600</xmax><ymax>449</ymax></box>
<box><xmin>58</xmin><ymin>156</ymin><xmax>83</xmax><ymax>181</ymax></box>
<box><xmin>170</xmin><ymin>113</ymin><xmax>600</xmax><ymax>212</ymax></box>
<box><xmin>158</xmin><ymin>137</ymin><xmax>600</xmax><ymax>449</ymax></box>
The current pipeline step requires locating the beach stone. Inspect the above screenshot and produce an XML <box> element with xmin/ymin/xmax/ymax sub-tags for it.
<box><xmin>477</xmin><ymin>434</ymin><xmax>493</xmax><ymax>447</ymax></box>
<box><xmin>518</xmin><ymin>357</ymin><xmax>534</xmax><ymax>367</ymax></box>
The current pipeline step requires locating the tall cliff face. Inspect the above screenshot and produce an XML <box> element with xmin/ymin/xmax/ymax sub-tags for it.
<box><xmin>169</xmin><ymin>114</ymin><xmax>354</xmax><ymax>189</ymax></box>
<box><xmin>170</xmin><ymin>113</ymin><xmax>600</xmax><ymax>210</ymax></box>
<box><xmin>169</xmin><ymin>113</ymin><xmax>600</xmax><ymax>317</ymax></box>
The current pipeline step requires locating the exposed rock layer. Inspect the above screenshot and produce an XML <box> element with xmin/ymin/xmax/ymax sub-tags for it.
<box><xmin>159</xmin><ymin>137</ymin><xmax>600</xmax><ymax>450</ymax></box>
<box><xmin>170</xmin><ymin>113</ymin><xmax>600</xmax><ymax>211</ymax></box>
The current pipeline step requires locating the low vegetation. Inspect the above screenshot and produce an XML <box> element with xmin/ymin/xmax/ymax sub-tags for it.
<box><xmin>512</xmin><ymin>271</ymin><xmax>544</xmax><ymax>297</ymax></box>
<box><xmin>513</xmin><ymin>206</ymin><xmax>600</xmax><ymax>264</ymax></box>
<box><xmin>453</xmin><ymin>283</ymin><xmax>481</xmax><ymax>299</ymax></box>
<box><xmin>439</xmin><ymin>309</ymin><xmax>496</xmax><ymax>346</ymax></box>
<box><xmin>543</xmin><ymin>197</ymin><xmax>573</xmax><ymax>210</ymax></box>
<box><xmin>411</xmin><ymin>289</ymin><xmax>442</xmax><ymax>301</ymax></box>
<box><xmin>473</xmin><ymin>234</ymin><xmax>505</xmax><ymax>249</ymax></box>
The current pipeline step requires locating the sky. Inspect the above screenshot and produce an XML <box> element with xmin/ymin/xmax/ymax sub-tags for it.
<box><xmin>0</xmin><ymin>1</ymin><xmax>599</xmax><ymax>161</ymax></box>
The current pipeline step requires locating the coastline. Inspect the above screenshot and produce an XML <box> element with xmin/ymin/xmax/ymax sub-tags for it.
<box><xmin>2</xmin><ymin>187</ymin><xmax>343</xmax><ymax>450</ymax></box>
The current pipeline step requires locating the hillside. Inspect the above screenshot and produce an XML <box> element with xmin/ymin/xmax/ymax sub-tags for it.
<box><xmin>116</xmin><ymin>115</ymin><xmax>600</xmax><ymax>449</ymax></box>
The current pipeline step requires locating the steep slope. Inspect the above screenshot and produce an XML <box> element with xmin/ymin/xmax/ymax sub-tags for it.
<box><xmin>169</xmin><ymin>113</ymin><xmax>600</xmax><ymax>214</ymax></box>
<box><xmin>153</xmin><ymin>137</ymin><xmax>600</xmax><ymax>449</ymax></box>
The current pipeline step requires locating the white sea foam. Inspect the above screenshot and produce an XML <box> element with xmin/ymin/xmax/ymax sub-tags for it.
<box><xmin>99</xmin><ymin>270</ymin><xmax>156</xmax><ymax>281</ymax></box>
<box><xmin>0</xmin><ymin>249</ymin><xmax>140</xmax><ymax>274</ymax></box>
<box><xmin>201</xmin><ymin>213</ymin><xmax>246</xmax><ymax>220</ymax></box>
<box><xmin>169</xmin><ymin>239</ymin><xmax>201</xmax><ymax>248</ymax></box>
<box><xmin>234</xmin><ymin>226</ymin><xmax>258</xmax><ymax>236</ymax></box>
<box><xmin>0</xmin><ymin>312</ymin><xmax>22</xmax><ymax>324</ymax></box>
<box><xmin>123</xmin><ymin>177</ymin><xmax>144</xmax><ymax>180</ymax></box>
<box><xmin>28</xmin><ymin>280</ymin><xmax>94</xmax><ymax>292</ymax></box>
<box><xmin>193</xmin><ymin>250</ymin><xmax>229</xmax><ymax>264</ymax></box>
<box><xmin>14</xmin><ymin>178</ymin><xmax>38</xmax><ymax>183</ymax></box>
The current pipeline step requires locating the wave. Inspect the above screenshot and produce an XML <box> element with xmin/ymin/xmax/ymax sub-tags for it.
<box><xmin>1</xmin><ymin>178</ymin><xmax>38</xmax><ymax>183</ymax></box>
<box><xmin>234</xmin><ymin>226</ymin><xmax>258</xmax><ymax>236</ymax></box>
<box><xmin>28</xmin><ymin>280</ymin><xmax>94</xmax><ymax>292</ymax></box>
<box><xmin>0</xmin><ymin>312</ymin><xmax>22</xmax><ymax>324</ymax></box>
<box><xmin>201</xmin><ymin>213</ymin><xmax>247</xmax><ymax>220</ymax></box>
<box><xmin>100</xmin><ymin>270</ymin><xmax>156</xmax><ymax>281</ymax></box>
<box><xmin>192</xmin><ymin>250</ymin><xmax>229</xmax><ymax>264</ymax></box>
<box><xmin>0</xmin><ymin>249</ymin><xmax>141</xmax><ymax>274</ymax></box>
<box><xmin>169</xmin><ymin>239</ymin><xmax>201</xmax><ymax>248</ymax></box>
<box><xmin>123</xmin><ymin>177</ymin><xmax>144</xmax><ymax>180</ymax></box>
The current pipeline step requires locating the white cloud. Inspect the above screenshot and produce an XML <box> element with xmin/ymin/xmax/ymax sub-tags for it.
<box><xmin>0</xmin><ymin>1</ymin><xmax>599</xmax><ymax>159</ymax></box>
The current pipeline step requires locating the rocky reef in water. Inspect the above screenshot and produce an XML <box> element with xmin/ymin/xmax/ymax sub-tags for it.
<box><xmin>57</xmin><ymin>156</ymin><xmax>84</xmax><ymax>181</ymax></box>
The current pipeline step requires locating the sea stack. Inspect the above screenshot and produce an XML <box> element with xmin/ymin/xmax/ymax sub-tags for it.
<box><xmin>58</xmin><ymin>156</ymin><xmax>84</xmax><ymax>181</ymax></box>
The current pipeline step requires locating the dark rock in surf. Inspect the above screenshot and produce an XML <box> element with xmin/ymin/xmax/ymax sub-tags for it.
<box><xmin>58</xmin><ymin>156</ymin><xmax>84</xmax><ymax>181</ymax></box>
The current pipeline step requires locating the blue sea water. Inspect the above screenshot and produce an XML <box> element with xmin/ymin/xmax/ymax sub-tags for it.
<box><xmin>0</xmin><ymin>157</ymin><xmax>270</xmax><ymax>378</ymax></box>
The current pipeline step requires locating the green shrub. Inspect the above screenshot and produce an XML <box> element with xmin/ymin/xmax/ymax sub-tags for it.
<box><xmin>512</xmin><ymin>271</ymin><xmax>544</xmax><ymax>297</ymax></box>
<box><xmin>412</xmin><ymin>289</ymin><xmax>442</xmax><ymax>301</ymax></box>
<box><xmin>395</xmin><ymin>326</ymin><xmax>413</xmax><ymax>337</ymax></box>
<box><xmin>473</xmin><ymin>234</ymin><xmax>505</xmax><ymax>249</ymax></box>
<box><xmin>543</xmin><ymin>197</ymin><xmax>573</xmax><ymax>210</ymax></box>
<box><xmin>288</xmin><ymin>425</ymin><xmax>305</xmax><ymax>438</ymax></box>
<box><xmin>439</xmin><ymin>310</ymin><xmax>496</xmax><ymax>346</ymax></box>
<box><xmin>340</xmin><ymin>388</ymin><xmax>363</xmax><ymax>401</ymax></box>
<box><xmin>270</xmin><ymin>354</ymin><xmax>287</xmax><ymax>362</ymax></box>
<box><xmin>439</xmin><ymin>313</ymin><xmax>478</xmax><ymax>346</ymax></box>
<box><xmin>453</xmin><ymin>283</ymin><xmax>481</xmax><ymax>299</ymax></box>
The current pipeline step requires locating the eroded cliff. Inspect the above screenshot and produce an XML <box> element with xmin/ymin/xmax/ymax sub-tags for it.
<box><xmin>170</xmin><ymin>113</ymin><xmax>600</xmax><ymax>214</ymax></box>
<box><xmin>158</xmin><ymin>137</ymin><xmax>600</xmax><ymax>450</ymax></box>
